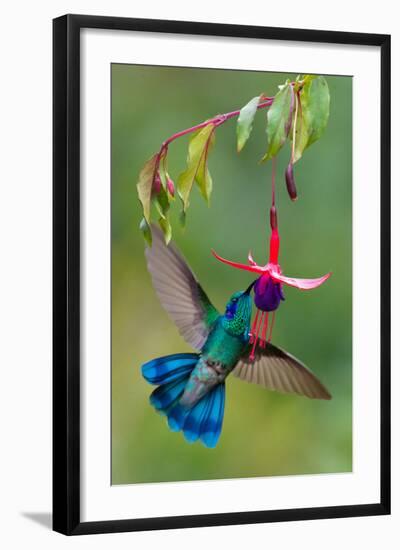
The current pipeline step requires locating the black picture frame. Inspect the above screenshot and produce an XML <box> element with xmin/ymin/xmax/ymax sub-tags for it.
<box><xmin>53</xmin><ymin>14</ymin><xmax>391</xmax><ymax>535</ymax></box>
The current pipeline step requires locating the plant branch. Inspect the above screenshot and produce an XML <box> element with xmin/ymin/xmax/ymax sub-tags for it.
<box><xmin>153</xmin><ymin>98</ymin><xmax>274</xmax><ymax>178</ymax></box>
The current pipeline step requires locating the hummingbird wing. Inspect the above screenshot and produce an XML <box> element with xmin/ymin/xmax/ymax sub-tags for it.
<box><xmin>232</xmin><ymin>342</ymin><xmax>331</xmax><ymax>400</ymax></box>
<box><xmin>145</xmin><ymin>225</ymin><xmax>220</xmax><ymax>351</ymax></box>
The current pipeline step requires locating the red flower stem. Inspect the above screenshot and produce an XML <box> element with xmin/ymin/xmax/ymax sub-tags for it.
<box><xmin>152</xmin><ymin>99</ymin><xmax>274</xmax><ymax>180</ymax></box>
<box><xmin>269</xmin><ymin>153</ymin><xmax>280</xmax><ymax>262</ymax></box>
<box><xmin>271</xmin><ymin>156</ymin><xmax>276</xmax><ymax>208</ymax></box>
<box><xmin>166</xmin><ymin>99</ymin><xmax>272</xmax><ymax>146</ymax></box>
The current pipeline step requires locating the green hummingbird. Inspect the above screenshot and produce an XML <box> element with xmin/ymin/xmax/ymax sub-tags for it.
<box><xmin>141</xmin><ymin>226</ymin><xmax>331</xmax><ymax>448</ymax></box>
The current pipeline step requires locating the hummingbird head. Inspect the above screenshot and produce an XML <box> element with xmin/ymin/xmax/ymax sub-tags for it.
<box><xmin>223</xmin><ymin>282</ymin><xmax>254</xmax><ymax>336</ymax></box>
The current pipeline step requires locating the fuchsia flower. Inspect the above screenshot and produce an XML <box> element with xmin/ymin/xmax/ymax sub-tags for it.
<box><xmin>212</xmin><ymin>209</ymin><xmax>331</xmax><ymax>360</ymax></box>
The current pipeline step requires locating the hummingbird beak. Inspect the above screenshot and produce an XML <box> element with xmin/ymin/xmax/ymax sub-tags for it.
<box><xmin>244</xmin><ymin>280</ymin><xmax>256</xmax><ymax>295</ymax></box>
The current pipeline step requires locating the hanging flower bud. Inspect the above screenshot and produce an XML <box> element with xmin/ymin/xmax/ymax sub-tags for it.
<box><xmin>285</xmin><ymin>163</ymin><xmax>297</xmax><ymax>201</ymax></box>
<box><xmin>166</xmin><ymin>177</ymin><xmax>175</xmax><ymax>197</ymax></box>
<box><xmin>153</xmin><ymin>172</ymin><xmax>162</xmax><ymax>195</ymax></box>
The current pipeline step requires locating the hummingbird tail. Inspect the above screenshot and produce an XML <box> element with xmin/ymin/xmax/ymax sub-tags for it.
<box><xmin>141</xmin><ymin>352</ymin><xmax>198</xmax><ymax>385</ymax></box>
<box><xmin>141</xmin><ymin>353</ymin><xmax>226</xmax><ymax>448</ymax></box>
<box><xmin>142</xmin><ymin>351</ymin><xmax>199</xmax><ymax>419</ymax></box>
<box><xmin>168</xmin><ymin>382</ymin><xmax>225</xmax><ymax>448</ymax></box>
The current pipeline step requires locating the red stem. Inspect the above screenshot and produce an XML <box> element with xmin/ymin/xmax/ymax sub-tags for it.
<box><xmin>269</xmin><ymin>157</ymin><xmax>280</xmax><ymax>263</ymax></box>
<box><xmin>164</xmin><ymin>99</ymin><xmax>272</xmax><ymax>148</ymax></box>
<box><xmin>271</xmin><ymin>156</ymin><xmax>276</xmax><ymax>208</ymax></box>
<box><xmin>152</xmin><ymin>98</ymin><xmax>274</xmax><ymax>182</ymax></box>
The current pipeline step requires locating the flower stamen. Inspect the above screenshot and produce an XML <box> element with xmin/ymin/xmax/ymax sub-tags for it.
<box><xmin>260</xmin><ymin>312</ymin><xmax>269</xmax><ymax>348</ymax></box>
<box><xmin>249</xmin><ymin>311</ymin><xmax>264</xmax><ymax>361</ymax></box>
<box><xmin>267</xmin><ymin>311</ymin><xmax>276</xmax><ymax>343</ymax></box>
<box><xmin>249</xmin><ymin>309</ymin><xmax>260</xmax><ymax>344</ymax></box>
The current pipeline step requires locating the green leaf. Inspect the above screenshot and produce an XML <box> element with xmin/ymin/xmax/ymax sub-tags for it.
<box><xmin>195</xmin><ymin>153</ymin><xmax>213</xmax><ymax>205</ymax></box>
<box><xmin>292</xmin><ymin>94</ymin><xmax>310</xmax><ymax>163</ymax></box>
<box><xmin>301</xmin><ymin>75</ymin><xmax>330</xmax><ymax>148</ymax></box>
<box><xmin>236</xmin><ymin>95</ymin><xmax>261</xmax><ymax>153</ymax></box>
<box><xmin>195</xmin><ymin>130</ymin><xmax>215</xmax><ymax>205</ymax></box>
<box><xmin>261</xmin><ymin>83</ymin><xmax>292</xmax><ymax>162</ymax></box>
<box><xmin>158</xmin><ymin>160</ymin><xmax>167</xmax><ymax>189</ymax></box>
<box><xmin>177</xmin><ymin>123</ymin><xmax>215</xmax><ymax>213</ymax></box>
<box><xmin>137</xmin><ymin>154</ymin><xmax>157</xmax><ymax>223</ymax></box>
<box><xmin>179</xmin><ymin>210</ymin><xmax>186</xmax><ymax>228</ymax></box>
<box><xmin>155</xmin><ymin>184</ymin><xmax>170</xmax><ymax>219</ymax></box>
<box><xmin>158</xmin><ymin>216</ymin><xmax>172</xmax><ymax>244</ymax></box>
<box><xmin>139</xmin><ymin>217</ymin><xmax>152</xmax><ymax>246</ymax></box>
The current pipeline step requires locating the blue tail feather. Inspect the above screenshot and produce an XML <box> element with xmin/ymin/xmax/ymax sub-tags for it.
<box><xmin>167</xmin><ymin>383</ymin><xmax>226</xmax><ymax>448</ymax></box>
<box><xmin>182</xmin><ymin>392</ymin><xmax>214</xmax><ymax>443</ymax></box>
<box><xmin>141</xmin><ymin>353</ymin><xmax>198</xmax><ymax>385</ymax></box>
<box><xmin>149</xmin><ymin>376</ymin><xmax>188</xmax><ymax>415</ymax></box>
<box><xmin>200</xmin><ymin>383</ymin><xmax>225</xmax><ymax>448</ymax></box>
<box><xmin>167</xmin><ymin>402</ymin><xmax>188</xmax><ymax>432</ymax></box>
<box><xmin>141</xmin><ymin>352</ymin><xmax>226</xmax><ymax>448</ymax></box>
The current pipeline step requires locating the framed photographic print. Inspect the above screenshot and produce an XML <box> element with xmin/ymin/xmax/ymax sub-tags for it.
<box><xmin>53</xmin><ymin>14</ymin><xmax>391</xmax><ymax>535</ymax></box>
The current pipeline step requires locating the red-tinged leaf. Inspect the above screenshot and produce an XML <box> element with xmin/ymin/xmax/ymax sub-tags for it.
<box><xmin>195</xmin><ymin>130</ymin><xmax>215</xmax><ymax>205</ymax></box>
<box><xmin>137</xmin><ymin>154</ymin><xmax>157</xmax><ymax>223</ymax></box>
<box><xmin>158</xmin><ymin>150</ymin><xmax>169</xmax><ymax>190</ymax></box>
<box><xmin>177</xmin><ymin>124</ymin><xmax>215</xmax><ymax>213</ymax></box>
<box><xmin>261</xmin><ymin>83</ymin><xmax>292</xmax><ymax>162</ymax></box>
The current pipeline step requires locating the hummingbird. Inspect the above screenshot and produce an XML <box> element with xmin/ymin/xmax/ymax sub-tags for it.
<box><xmin>141</xmin><ymin>226</ymin><xmax>331</xmax><ymax>448</ymax></box>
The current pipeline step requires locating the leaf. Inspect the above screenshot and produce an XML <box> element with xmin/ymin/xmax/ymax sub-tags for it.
<box><xmin>159</xmin><ymin>216</ymin><xmax>172</xmax><ymax>244</ymax></box>
<box><xmin>195</xmin><ymin>153</ymin><xmax>213</xmax><ymax>205</ymax></box>
<box><xmin>261</xmin><ymin>83</ymin><xmax>292</xmax><ymax>162</ymax></box>
<box><xmin>195</xmin><ymin>130</ymin><xmax>215</xmax><ymax>205</ymax></box>
<box><xmin>139</xmin><ymin>217</ymin><xmax>152</xmax><ymax>246</ymax></box>
<box><xmin>301</xmin><ymin>75</ymin><xmax>330</xmax><ymax>148</ymax></box>
<box><xmin>177</xmin><ymin>123</ymin><xmax>215</xmax><ymax>213</ymax></box>
<box><xmin>158</xmin><ymin>156</ymin><xmax>167</xmax><ymax>189</ymax></box>
<box><xmin>155</xmin><ymin>184</ymin><xmax>170</xmax><ymax>219</ymax></box>
<box><xmin>236</xmin><ymin>95</ymin><xmax>261</xmax><ymax>153</ymax></box>
<box><xmin>179</xmin><ymin>210</ymin><xmax>186</xmax><ymax>228</ymax></box>
<box><xmin>137</xmin><ymin>154</ymin><xmax>157</xmax><ymax>223</ymax></box>
<box><xmin>291</xmin><ymin>93</ymin><xmax>310</xmax><ymax>163</ymax></box>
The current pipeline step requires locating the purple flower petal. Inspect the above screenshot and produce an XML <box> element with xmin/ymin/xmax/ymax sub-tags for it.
<box><xmin>254</xmin><ymin>276</ymin><xmax>284</xmax><ymax>312</ymax></box>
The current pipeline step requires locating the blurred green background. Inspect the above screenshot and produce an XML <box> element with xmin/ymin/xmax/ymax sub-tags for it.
<box><xmin>111</xmin><ymin>65</ymin><xmax>352</xmax><ymax>485</ymax></box>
